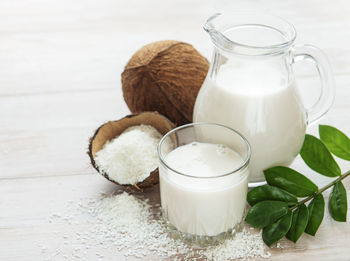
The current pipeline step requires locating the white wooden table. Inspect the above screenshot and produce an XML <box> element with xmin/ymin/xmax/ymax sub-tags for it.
<box><xmin>1</xmin><ymin>0</ymin><xmax>350</xmax><ymax>260</ymax></box>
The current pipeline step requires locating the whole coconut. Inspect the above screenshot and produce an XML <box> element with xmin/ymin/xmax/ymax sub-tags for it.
<box><xmin>121</xmin><ymin>40</ymin><xmax>209</xmax><ymax>126</ymax></box>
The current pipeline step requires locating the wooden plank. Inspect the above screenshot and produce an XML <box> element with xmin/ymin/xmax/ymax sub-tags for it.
<box><xmin>0</xmin><ymin>174</ymin><xmax>140</xmax><ymax>261</ymax></box>
<box><xmin>0</xmin><ymin>174</ymin><xmax>349</xmax><ymax>261</ymax></box>
<box><xmin>0</xmin><ymin>89</ymin><xmax>129</xmax><ymax>179</ymax></box>
<box><xmin>0</xmin><ymin>73</ymin><xmax>348</xmax><ymax>134</ymax></box>
<box><xmin>1</xmin><ymin>74</ymin><xmax>350</xmax><ymax>180</ymax></box>
<box><xmin>0</xmin><ymin>89</ymin><xmax>128</xmax><ymax>132</ymax></box>
<box><xmin>0</xmin><ymin>0</ymin><xmax>350</xmax><ymax>96</ymax></box>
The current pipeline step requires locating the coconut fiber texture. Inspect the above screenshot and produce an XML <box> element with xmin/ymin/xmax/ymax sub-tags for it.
<box><xmin>122</xmin><ymin>40</ymin><xmax>209</xmax><ymax>126</ymax></box>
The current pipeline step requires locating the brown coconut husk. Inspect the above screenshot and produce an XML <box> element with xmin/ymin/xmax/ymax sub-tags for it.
<box><xmin>122</xmin><ymin>40</ymin><xmax>209</xmax><ymax>126</ymax></box>
<box><xmin>88</xmin><ymin>112</ymin><xmax>175</xmax><ymax>191</ymax></box>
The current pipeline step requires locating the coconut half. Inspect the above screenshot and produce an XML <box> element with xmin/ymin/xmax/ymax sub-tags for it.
<box><xmin>88</xmin><ymin>112</ymin><xmax>175</xmax><ymax>190</ymax></box>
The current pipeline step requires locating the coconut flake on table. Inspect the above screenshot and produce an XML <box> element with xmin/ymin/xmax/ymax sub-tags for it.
<box><xmin>94</xmin><ymin>124</ymin><xmax>173</xmax><ymax>185</ymax></box>
<box><xmin>46</xmin><ymin>192</ymin><xmax>271</xmax><ymax>261</ymax></box>
<box><xmin>202</xmin><ymin>228</ymin><xmax>271</xmax><ymax>260</ymax></box>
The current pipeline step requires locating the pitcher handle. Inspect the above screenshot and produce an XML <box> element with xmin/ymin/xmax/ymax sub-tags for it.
<box><xmin>292</xmin><ymin>45</ymin><xmax>335</xmax><ymax>125</ymax></box>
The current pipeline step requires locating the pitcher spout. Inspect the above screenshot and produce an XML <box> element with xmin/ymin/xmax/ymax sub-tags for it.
<box><xmin>204</xmin><ymin>13</ymin><xmax>235</xmax><ymax>52</ymax></box>
<box><xmin>203</xmin><ymin>13</ymin><xmax>296</xmax><ymax>56</ymax></box>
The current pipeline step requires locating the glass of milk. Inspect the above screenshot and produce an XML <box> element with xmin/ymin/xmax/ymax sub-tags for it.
<box><xmin>193</xmin><ymin>13</ymin><xmax>335</xmax><ymax>186</ymax></box>
<box><xmin>158</xmin><ymin>122</ymin><xmax>251</xmax><ymax>246</ymax></box>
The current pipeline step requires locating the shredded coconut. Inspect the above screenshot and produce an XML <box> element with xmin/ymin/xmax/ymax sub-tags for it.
<box><xmin>45</xmin><ymin>191</ymin><xmax>271</xmax><ymax>261</ymax></box>
<box><xmin>202</xmin><ymin>228</ymin><xmax>271</xmax><ymax>260</ymax></box>
<box><xmin>89</xmin><ymin>192</ymin><xmax>190</xmax><ymax>258</ymax></box>
<box><xmin>94</xmin><ymin>124</ymin><xmax>173</xmax><ymax>185</ymax></box>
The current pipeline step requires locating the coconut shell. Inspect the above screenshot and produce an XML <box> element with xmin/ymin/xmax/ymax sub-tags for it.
<box><xmin>122</xmin><ymin>40</ymin><xmax>209</xmax><ymax>126</ymax></box>
<box><xmin>88</xmin><ymin>112</ymin><xmax>175</xmax><ymax>190</ymax></box>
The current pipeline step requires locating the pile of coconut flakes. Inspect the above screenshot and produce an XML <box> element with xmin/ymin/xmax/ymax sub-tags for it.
<box><xmin>44</xmin><ymin>192</ymin><xmax>271</xmax><ymax>261</ymax></box>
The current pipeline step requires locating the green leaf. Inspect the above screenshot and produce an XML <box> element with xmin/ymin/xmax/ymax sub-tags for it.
<box><xmin>286</xmin><ymin>204</ymin><xmax>309</xmax><ymax>243</ymax></box>
<box><xmin>319</xmin><ymin>125</ymin><xmax>350</xmax><ymax>161</ymax></box>
<box><xmin>264</xmin><ymin>166</ymin><xmax>318</xmax><ymax>197</ymax></box>
<box><xmin>245</xmin><ymin>201</ymin><xmax>289</xmax><ymax>228</ymax></box>
<box><xmin>247</xmin><ymin>185</ymin><xmax>297</xmax><ymax>206</ymax></box>
<box><xmin>300</xmin><ymin>134</ymin><xmax>341</xmax><ymax>177</ymax></box>
<box><xmin>305</xmin><ymin>194</ymin><xmax>325</xmax><ymax>236</ymax></box>
<box><xmin>262</xmin><ymin>210</ymin><xmax>293</xmax><ymax>246</ymax></box>
<box><xmin>329</xmin><ymin>181</ymin><xmax>348</xmax><ymax>222</ymax></box>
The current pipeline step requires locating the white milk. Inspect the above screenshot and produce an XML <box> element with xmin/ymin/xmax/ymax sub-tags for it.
<box><xmin>193</xmin><ymin>61</ymin><xmax>307</xmax><ymax>182</ymax></box>
<box><xmin>159</xmin><ymin>142</ymin><xmax>248</xmax><ymax>237</ymax></box>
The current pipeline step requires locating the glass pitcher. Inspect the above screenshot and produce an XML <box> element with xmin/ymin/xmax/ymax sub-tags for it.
<box><xmin>193</xmin><ymin>13</ymin><xmax>335</xmax><ymax>186</ymax></box>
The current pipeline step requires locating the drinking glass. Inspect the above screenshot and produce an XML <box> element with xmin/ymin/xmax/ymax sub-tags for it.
<box><xmin>158</xmin><ymin>122</ymin><xmax>251</xmax><ymax>246</ymax></box>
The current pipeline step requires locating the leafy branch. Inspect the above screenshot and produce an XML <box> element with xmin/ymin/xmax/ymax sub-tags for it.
<box><xmin>291</xmin><ymin>170</ymin><xmax>350</xmax><ymax>210</ymax></box>
<box><xmin>245</xmin><ymin>125</ymin><xmax>350</xmax><ymax>246</ymax></box>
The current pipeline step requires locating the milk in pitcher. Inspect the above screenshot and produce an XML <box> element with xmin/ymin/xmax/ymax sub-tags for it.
<box><xmin>194</xmin><ymin>60</ymin><xmax>307</xmax><ymax>182</ymax></box>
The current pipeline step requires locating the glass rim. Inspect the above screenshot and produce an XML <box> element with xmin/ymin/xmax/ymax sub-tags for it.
<box><xmin>203</xmin><ymin>13</ymin><xmax>297</xmax><ymax>55</ymax></box>
<box><xmin>158</xmin><ymin>122</ymin><xmax>251</xmax><ymax>179</ymax></box>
